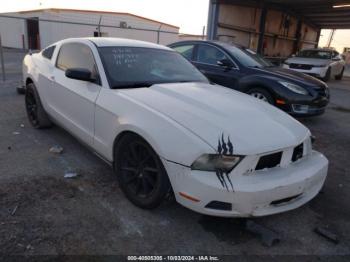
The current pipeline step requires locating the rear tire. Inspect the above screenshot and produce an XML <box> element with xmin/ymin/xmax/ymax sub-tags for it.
<box><xmin>114</xmin><ymin>133</ymin><xmax>171</xmax><ymax>209</ymax></box>
<box><xmin>335</xmin><ymin>67</ymin><xmax>344</xmax><ymax>80</ymax></box>
<box><xmin>25</xmin><ymin>83</ymin><xmax>52</xmax><ymax>129</ymax></box>
<box><xmin>247</xmin><ymin>88</ymin><xmax>274</xmax><ymax>105</ymax></box>
<box><xmin>322</xmin><ymin>68</ymin><xmax>331</xmax><ymax>82</ymax></box>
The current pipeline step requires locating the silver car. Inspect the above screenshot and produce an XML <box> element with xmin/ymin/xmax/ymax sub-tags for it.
<box><xmin>283</xmin><ymin>48</ymin><xmax>346</xmax><ymax>82</ymax></box>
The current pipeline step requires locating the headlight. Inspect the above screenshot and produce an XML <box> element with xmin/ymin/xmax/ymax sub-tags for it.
<box><xmin>279</xmin><ymin>81</ymin><xmax>309</xmax><ymax>95</ymax></box>
<box><xmin>191</xmin><ymin>154</ymin><xmax>242</xmax><ymax>172</ymax></box>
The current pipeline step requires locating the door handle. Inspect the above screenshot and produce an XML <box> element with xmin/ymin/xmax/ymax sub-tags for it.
<box><xmin>49</xmin><ymin>75</ymin><xmax>55</xmax><ymax>81</ymax></box>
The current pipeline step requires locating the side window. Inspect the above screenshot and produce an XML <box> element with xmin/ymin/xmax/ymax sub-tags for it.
<box><xmin>173</xmin><ymin>45</ymin><xmax>194</xmax><ymax>60</ymax></box>
<box><xmin>42</xmin><ymin>45</ymin><xmax>56</xmax><ymax>60</ymax></box>
<box><xmin>196</xmin><ymin>45</ymin><xmax>229</xmax><ymax>66</ymax></box>
<box><xmin>56</xmin><ymin>43</ymin><xmax>98</xmax><ymax>79</ymax></box>
<box><xmin>332</xmin><ymin>51</ymin><xmax>339</xmax><ymax>58</ymax></box>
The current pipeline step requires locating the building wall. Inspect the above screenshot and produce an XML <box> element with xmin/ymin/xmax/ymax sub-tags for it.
<box><xmin>0</xmin><ymin>16</ymin><xmax>26</xmax><ymax>49</ymax></box>
<box><xmin>178</xmin><ymin>34</ymin><xmax>205</xmax><ymax>41</ymax></box>
<box><xmin>217</xmin><ymin>5</ymin><xmax>260</xmax><ymax>47</ymax></box>
<box><xmin>215</xmin><ymin>4</ymin><xmax>319</xmax><ymax>57</ymax></box>
<box><xmin>0</xmin><ymin>9</ymin><xmax>179</xmax><ymax>49</ymax></box>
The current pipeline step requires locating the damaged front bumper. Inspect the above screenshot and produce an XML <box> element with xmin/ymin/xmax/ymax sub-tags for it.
<box><xmin>163</xmin><ymin>150</ymin><xmax>328</xmax><ymax>217</ymax></box>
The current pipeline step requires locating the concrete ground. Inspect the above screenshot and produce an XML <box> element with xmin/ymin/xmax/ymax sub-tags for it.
<box><xmin>0</xmin><ymin>49</ymin><xmax>350</xmax><ymax>258</ymax></box>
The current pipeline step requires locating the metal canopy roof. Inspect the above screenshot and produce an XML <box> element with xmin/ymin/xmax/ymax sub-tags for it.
<box><xmin>217</xmin><ymin>0</ymin><xmax>350</xmax><ymax>29</ymax></box>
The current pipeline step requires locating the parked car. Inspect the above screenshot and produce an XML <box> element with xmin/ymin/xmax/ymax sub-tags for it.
<box><xmin>23</xmin><ymin>38</ymin><xmax>328</xmax><ymax>217</ymax></box>
<box><xmin>283</xmin><ymin>48</ymin><xmax>346</xmax><ymax>82</ymax></box>
<box><xmin>168</xmin><ymin>40</ymin><xmax>329</xmax><ymax>116</ymax></box>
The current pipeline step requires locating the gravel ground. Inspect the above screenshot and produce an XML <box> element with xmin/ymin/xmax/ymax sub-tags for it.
<box><xmin>0</xmin><ymin>49</ymin><xmax>350</xmax><ymax>259</ymax></box>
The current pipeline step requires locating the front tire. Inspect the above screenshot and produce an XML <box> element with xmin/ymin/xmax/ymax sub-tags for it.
<box><xmin>114</xmin><ymin>133</ymin><xmax>171</xmax><ymax>209</ymax></box>
<box><xmin>25</xmin><ymin>83</ymin><xmax>52</xmax><ymax>129</ymax></box>
<box><xmin>335</xmin><ymin>67</ymin><xmax>344</xmax><ymax>80</ymax></box>
<box><xmin>247</xmin><ymin>88</ymin><xmax>274</xmax><ymax>105</ymax></box>
<box><xmin>322</xmin><ymin>68</ymin><xmax>331</xmax><ymax>82</ymax></box>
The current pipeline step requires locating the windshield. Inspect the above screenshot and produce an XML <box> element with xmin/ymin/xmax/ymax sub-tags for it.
<box><xmin>98</xmin><ymin>47</ymin><xmax>208</xmax><ymax>89</ymax></box>
<box><xmin>221</xmin><ymin>43</ymin><xmax>273</xmax><ymax>68</ymax></box>
<box><xmin>296</xmin><ymin>50</ymin><xmax>332</xmax><ymax>59</ymax></box>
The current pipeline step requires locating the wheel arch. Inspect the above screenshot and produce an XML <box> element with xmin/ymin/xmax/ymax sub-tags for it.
<box><xmin>107</xmin><ymin>119</ymin><xmax>213</xmax><ymax>168</ymax></box>
<box><xmin>111</xmin><ymin>127</ymin><xmax>164</xmax><ymax>166</ymax></box>
<box><xmin>240</xmin><ymin>76</ymin><xmax>275</xmax><ymax>94</ymax></box>
<box><xmin>111</xmin><ymin>128</ymin><xmax>176</xmax><ymax>193</ymax></box>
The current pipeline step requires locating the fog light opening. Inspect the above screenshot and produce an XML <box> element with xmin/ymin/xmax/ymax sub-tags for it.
<box><xmin>292</xmin><ymin>104</ymin><xmax>309</xmax><ymax>114</ymax></box>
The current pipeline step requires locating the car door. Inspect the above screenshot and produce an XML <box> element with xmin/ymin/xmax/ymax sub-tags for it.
<box><xmin>48</xmin><ymin>42</ymin><xmax>102</xmax><ymax>147</ymax></box>
<box><xmin>192</xmin><ymin>44</ymin><xmax>241</xmax><ymax>89</ymax></box>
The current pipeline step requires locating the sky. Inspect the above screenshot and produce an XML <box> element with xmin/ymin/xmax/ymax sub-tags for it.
<box><xmin>319</xmin><ymin>29</ymin><xmax>350</xmax><ymax>53</ymax></box>
<box><xmin>0</xmin><ymin>0</ymin><xmax>210</xmax><ymax>34</ymax></box>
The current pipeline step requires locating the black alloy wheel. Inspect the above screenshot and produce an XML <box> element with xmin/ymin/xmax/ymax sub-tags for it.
<box><xmin>25</xmin><ymin>86</ymin><xmax>38</xmax><ymax>127</ymax></box>
<box><xmin>25</xmin><ymin>83</ymin><xmax>52</xmax><ymax>128</ymax></box>
<box><xmin>115</xmin><ymin>134</ymin><xmax>171</xmax><ymax>209</ymax></box>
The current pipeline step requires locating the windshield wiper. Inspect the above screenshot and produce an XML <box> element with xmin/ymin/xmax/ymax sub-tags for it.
<box><xmin>111</xmin><ymin>82</ymin><xmax>154</xmax><ymax>89</ymax></box>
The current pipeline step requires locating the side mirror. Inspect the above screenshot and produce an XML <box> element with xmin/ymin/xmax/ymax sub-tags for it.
<box><xmin>217</xmin><ymin>59</ymin><xmax>233</xmax><ymax>68</ymax></box>
<box><xmin>65</xmin><ymin>68</ymin><xmax>94</xmax><ymax>82</ymax></box>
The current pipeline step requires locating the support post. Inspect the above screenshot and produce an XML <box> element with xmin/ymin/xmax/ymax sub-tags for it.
<box><xmin>315</xmin><ymin>29</ymin><xmax>321</xmax><ymax>48</ymax></box>
<box><xmin>293</xmin><ymin>19</ymin><xmax>302</xmax><ymax>54</ymax></box>
<box><xmin>97</xmin><ymin>15</ymin><xmax>102</xmax><ymax>36</ymax></box>
<box><xmin>207</xmin><ymin>0</ymin><xmax>220</xmax><ymax>40</ymax></box>
<box><xmin>257</xmin><ymin>7</ymin><xmax>267</xmax><ymax>55</ymax></box>
<box><xmin>0</xmin><ymin>34</ymin><xmax>5</xmax><ymax>82</ymax></box>
<box><xmin>157</xmin><ymin>24</ymin><xmax>162</xmax><ymax>44</ymax></box>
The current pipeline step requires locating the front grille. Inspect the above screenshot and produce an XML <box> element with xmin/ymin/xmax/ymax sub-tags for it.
<box><xmin>290</xmin><ymin>63</ymin><xmax>313</xmax><ymax>70</ymax></box>
<box><xmin>255</xmin><ymin>152</ymin><xmax>282</xmax><ymax>170</ymax></box>
<box><xmin>292</xmin><ymin>143</ymin><xmax>304</xmax><ymax>162</ymax></box>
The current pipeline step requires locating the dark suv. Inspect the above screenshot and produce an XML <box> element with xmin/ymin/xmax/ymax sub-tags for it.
<box><xmin>168</xmin><ymin>40</ymin><xmax>329</xmax><ymax>116</ymax></box>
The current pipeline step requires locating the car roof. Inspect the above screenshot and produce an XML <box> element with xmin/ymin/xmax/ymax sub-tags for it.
<box><xmin>56</xmin><ymin>37</ymin><xmax>172</xmax><ymax>51</ymax></box>
<box><xmin>169</xmin><ymin>40</ymin><xmax>244</xmax><ymax>50</ymax></box>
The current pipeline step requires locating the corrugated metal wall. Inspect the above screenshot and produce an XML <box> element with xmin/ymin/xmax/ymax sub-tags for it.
<box><xmin>213</xmin><ymin>4</ymin><xmax>319</xmax><ymax>57</ymax></box>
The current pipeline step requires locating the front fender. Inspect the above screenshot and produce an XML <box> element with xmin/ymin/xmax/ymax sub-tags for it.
<box><xmin>93</xmin><ymin>88</ymin><xmax>215</xmax><ymax>166</ymax></box>
<box><xmin>239</xmin><ymin>75</ymin><xmax>282</xmax><ymax>95</ymax></box>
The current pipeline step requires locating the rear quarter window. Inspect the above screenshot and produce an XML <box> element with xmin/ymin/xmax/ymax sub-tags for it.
<box><xmin>42</xmin><ymin>46</ymin><xmax>56</xmax><ymax>60</ymax></box>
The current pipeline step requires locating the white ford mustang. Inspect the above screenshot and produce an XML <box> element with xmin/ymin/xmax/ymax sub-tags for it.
<box><xmin>22</xmin><ymin>38</ymin><xmax>328</xmax><ymax>217</ymax></box>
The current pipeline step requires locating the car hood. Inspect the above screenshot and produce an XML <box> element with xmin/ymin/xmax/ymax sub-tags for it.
<box><xmin>285</xmin><ymin>57</ymin><xmax>330</xmax><ymax>66</ymax></box>
<box><xmin>252</xmin><ymin>66</ymin><xmax>326</xmax><ymax>87</ymax></box>
<box><xmin>120</xmin><ymin>82</ymin><xmax>310</xmax><ymax>155</ymax></box>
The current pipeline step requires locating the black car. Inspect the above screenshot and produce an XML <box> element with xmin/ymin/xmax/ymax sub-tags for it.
<box><xmin>168</xmin><ymin>40</ymin><xmax>329</xmax><ymax>116</ymax></box>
